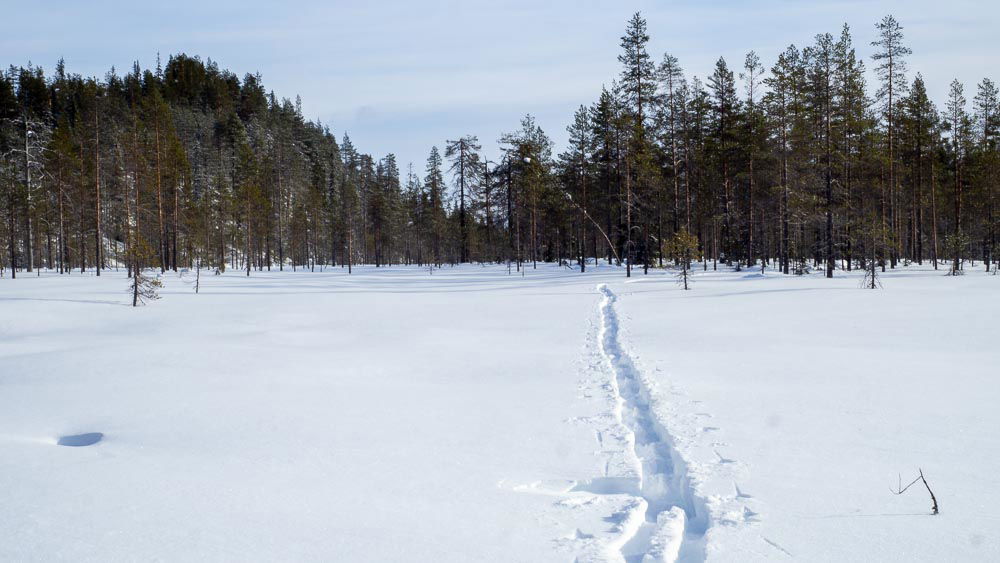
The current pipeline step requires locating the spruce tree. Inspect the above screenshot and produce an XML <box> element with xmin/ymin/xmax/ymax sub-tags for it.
<box><xmin>424</xmin><ymin>146</ymin><xmax>446</xmax><ymax>266</ymax></box>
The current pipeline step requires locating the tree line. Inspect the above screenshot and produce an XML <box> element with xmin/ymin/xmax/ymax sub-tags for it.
<box><xmin>1</xmin><ymin>13</ymin><xmax>997</xmax><ymax>280</ymax></box>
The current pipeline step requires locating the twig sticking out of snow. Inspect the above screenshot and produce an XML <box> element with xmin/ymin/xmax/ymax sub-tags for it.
<box><xmin>891</xmin><ymin>468</ymin><xmax>939</xmax><ymax>515</ymax></box>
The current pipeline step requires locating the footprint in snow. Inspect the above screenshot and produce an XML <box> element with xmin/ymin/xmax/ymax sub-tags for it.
<box><xmin>714</xmin><ymin>449</ymin><xmax>736</xmax><ymax>464</ymax></box>
<box><xmin>563</xmin><ymin>528</ymin><xmax>594</xmax><ymax>540</ymax></box>
<box><xmin>734</xmin><ymin>482</ymin><xmax>753</xmax><ymax>498</ymax></box>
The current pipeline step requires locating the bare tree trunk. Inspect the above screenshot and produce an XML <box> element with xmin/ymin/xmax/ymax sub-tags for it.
<box><xmin>133</xmin><ymin>113</ymin><xmax>142</xmax><ymax>307</ymax></box>
<box><xmin>23</xmin><ymin>115</ymin><xmax>33</xmax><ymax>273</ymax></box>
<box><xmin>277</xmin><ymin>142</ymin><xmax>284</xmax><ymax>270</ymax></box>
<box><xmin>625</xmin><ymin>161</ymin><xmax>632</xmax><ymax>277</ymax></box>
<box><xmin>781</xmin><ymin>121</ymin><xmax>790</xmax><ymax>274</ymax></box>
<box><xmin>931</xmin><ymin>159</ymin><xmax>939</xmax><ymax>268</ymax></box>
<box><xmin>916</xmin><ymin>129</ymin><xmax>924</xmax><ymax>264</ymax></box>
<box><xmin>485</xmin><ymin>162</ymin><xmax>494</xmax><ymax>263</ymax></box>
<box><xmin>749</xmin><ymin>153</ymin><xmax>755</xmax><ymax>267</ymax></box>
<box><xmin>172</xmin><ymin>178</ymin><xmax>179</xmax><ymax>271</ymax></box>
<box><xmin>246</xmin><ymin>194</ymin><xmax>252</xmax><ymax>277</ymax></box>
<box><xmin>887</xmin><ymin>52</ymin><xmax>897</xmax><ymax>270</ymax></box>
<box><xmin>459</xmin><ymin>141</ymin><xmax>468</xmax><ymax>263</ymax></box>
<box><xmin>954</xmin><ymin>153</ymin><xmax>963</xmax><ymax>273</ymax></box>
<box><xmin>95</xmin><ymin>109</ymin><xmax>103</xmax><ymax>275</ymax></box>
<box><xmin>155</xmin><ymin>113</ymin><xmax>166</xmax><ymax>273</ymax></box>
<box><xmin>531</xmin><ymin>177</ymin><xmax>538</xmax><ymax>270</ymax></box>
<box><xmin>58</xmin><ymin>180</ymin><xmax>66</xmax><ymax>274</ymax></box>
<box><xmin>825</xmin><ymin>91</ymin><xmax>834</xmax><ymax>278</ymax></box>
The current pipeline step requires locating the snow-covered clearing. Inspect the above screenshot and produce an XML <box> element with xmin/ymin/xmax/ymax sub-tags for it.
<box><xmin>1</xmin><ymin>263</ymin><xmax>997</xmax><ymax>561</ymax></box>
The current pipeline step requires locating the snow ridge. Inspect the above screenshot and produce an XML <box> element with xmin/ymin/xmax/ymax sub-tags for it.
<box><xmin>594</xmin><ymin>284</ymin><xmax>709</xmax><ymax>562</ymax></box>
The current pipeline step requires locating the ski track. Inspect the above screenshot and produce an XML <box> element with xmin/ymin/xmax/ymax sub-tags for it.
<box><xmin>585</xmin><ymin>283</ymin><xmax>709</xmax><ymax>563</ymax></box>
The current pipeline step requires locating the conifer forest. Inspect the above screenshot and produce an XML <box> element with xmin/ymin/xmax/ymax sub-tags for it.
<box><xmin>3</xmin><ymin>14</ymin><xmax>996</xmax><ymax>280</ymax></box>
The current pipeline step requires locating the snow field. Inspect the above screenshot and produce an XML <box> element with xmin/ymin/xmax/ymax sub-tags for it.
<box><xmin>2</xmin><ymin>262</ymin><xmax>998</xmax><ymax>562</ymax></box>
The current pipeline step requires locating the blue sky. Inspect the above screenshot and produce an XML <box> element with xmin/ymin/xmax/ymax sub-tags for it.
<box><xmin>3</xmin><ymin>1</ymin><xmax>997</xmax><ymax>170</ymax></box>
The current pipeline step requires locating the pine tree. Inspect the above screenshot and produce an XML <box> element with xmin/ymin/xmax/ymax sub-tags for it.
<box><xmin>740</xmin><ymin>50</ymin><xmax>765</xmax><ymax>267</ymax></box>
<box><xmin>974</xmin><ymin>78</ymin><xmax>999</xmax><ymax>271</ymax></box>
<box><xmin>944</xmin><ymin>79</ymin><xmax>971</xmax><ymax>274</ymax></box>
<box><xmin>834</xmin><ymin>24</ymin><xmax>869</xmax><ymax>270</ymax></box>
<box><xmin>444</xmin><ymin>136</ymin><xmax>481</xmax><ymax>263</ymax></box>
<box><xmin>618</xmin><ymin>14</ymin><xmax>657</xmax><ymax>276</ymax></box>
<box><xmin>871</xmin><ymin>14</ymin><xmax>912</xmax><ymax>268</ymax></box>
<box><xmin>590</xmin><ymin>88</ymin><xmax>620</xmax><ymax>266</ymax></box>
<box><xmin>901</xmin><ymin>74</ymin><xmax>937</xmax><ymax>266</ymax></box>
<box><xmin>340</xmin><ymin>134</ymin><xmax>360</xmax><ymax>273</ymax></box>
<box><xmin>561</xmin><ymin>105</ymin><xmax>595</xmax><ymax>271</ymax></box>
<box><xmin>707</xmin><ymin>57</ymin><xmax>739</xmax><ymax>265</ymax></box>
<box><xmin>807</xmin><ymin>33</ymin><xmax>837</xmax><ymax>277</ymax></box>
<box><xmin>658</xmin><ymin>53</ymin><xmax>685</xmax><ymax>235</ymax></box>
<box><xmin>618</xmin><ymin>12</ymin><xmax>656</xmax><ymax>134</ymax></box>
<box><xmin>765</xmin><ymin>45</ymin><xmax>804</xmax><ymax>274</ymax></box>
<box><xmin>13</xmin><ymin>65</ymin><xmax>51</xmax><ymax>274</ymax></box>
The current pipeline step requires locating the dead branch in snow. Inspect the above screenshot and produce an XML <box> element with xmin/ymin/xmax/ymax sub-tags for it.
<box><xmin>891</xmin><ymin>468</ymin><xmax>939</xmax><ymax>515</ymax></box>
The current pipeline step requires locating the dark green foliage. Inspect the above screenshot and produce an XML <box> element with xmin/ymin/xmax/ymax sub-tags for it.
<box><xmin>1</xmin><ymin>12</ymin><xmax>998</xmax><ymax>279</ymax></box>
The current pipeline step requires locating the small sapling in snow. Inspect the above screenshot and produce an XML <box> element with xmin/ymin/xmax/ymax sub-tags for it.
<box><xmin>663</xmin><ymin>229</ymin><xmax>699</xmax><ymax>290</ymax></box>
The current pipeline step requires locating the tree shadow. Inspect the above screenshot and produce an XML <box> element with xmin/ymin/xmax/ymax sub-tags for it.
<box><xmin>0</xmin><ymin>297</ymin><xmax>125</xmax><ymax>306</ymax></box>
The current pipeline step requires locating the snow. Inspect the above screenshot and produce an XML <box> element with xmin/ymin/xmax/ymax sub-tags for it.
<box><xmin>617</xmin><ymin>264</ymin><xmax>1000</xmax><ymax>561</ymax></box>
<box><xmin>1</xmin><ymin>262</ymin><xmax>998</xmax><ymax>561</ymax></box>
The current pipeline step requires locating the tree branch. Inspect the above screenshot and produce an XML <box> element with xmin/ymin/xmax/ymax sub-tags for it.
<box><xmin>891</xmin><ymin>468</ymin><xmax>939</xmax><ymax>515</ymax></box>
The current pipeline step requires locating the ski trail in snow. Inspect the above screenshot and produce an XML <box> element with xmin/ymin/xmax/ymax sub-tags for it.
<box><xmin>593</xmin><ymin>284</ymin><xmax>709</xmax><ymax>563</ymax></box>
